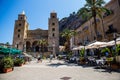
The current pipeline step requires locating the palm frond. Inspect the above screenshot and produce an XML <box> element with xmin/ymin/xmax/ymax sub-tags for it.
<box><xmin>95</xmin><ymin>0</ymin><xmax>105</xmax><ymax>6</ymax></box>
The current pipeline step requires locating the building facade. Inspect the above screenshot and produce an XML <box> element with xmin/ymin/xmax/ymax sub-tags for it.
<box><xmin>74</xmin><ymin>0</ymin><xmax>120</xmax><ymax>46</ymax></box>
<box><xmin>13</xmin><ymin>11</ymin><xmax>59</xmax><ymax>55</ymax></box>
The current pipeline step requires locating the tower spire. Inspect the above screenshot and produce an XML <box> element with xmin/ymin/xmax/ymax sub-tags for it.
<box><xmin>51</xmin><ymin>10</ymin><xmax>55</xmax><ymax>13</ymax></box>
<box><xmin>21</xmin><ymin>10</ymin><xmax>25</xmax><ymax>15</ymax></box>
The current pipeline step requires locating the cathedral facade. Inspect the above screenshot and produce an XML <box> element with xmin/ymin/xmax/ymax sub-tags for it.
<box><xmin>13</xmin><ymin>11</ymin><xmax>59</xmax><ymax>55</ymax></box>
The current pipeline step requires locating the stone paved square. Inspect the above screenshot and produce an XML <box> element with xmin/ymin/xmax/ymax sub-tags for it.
<box><xmin>0</xmin><ymin>60</ymin><xmax>120</xmax><ymax>80</ymax></box>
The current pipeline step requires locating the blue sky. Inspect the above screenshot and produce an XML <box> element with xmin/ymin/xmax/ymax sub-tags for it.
<box><xmin>0</xmin><ymin>0</ymin><xmax>110</xmax><ymax>45</ymax></box>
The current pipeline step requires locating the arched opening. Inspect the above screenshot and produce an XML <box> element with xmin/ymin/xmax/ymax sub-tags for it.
<box><xmin>32</xmin><ymin>41</ymin><xmax>39</xmax><ymax>52</ymax></box>
<box><xmin>26</xmin><ymin>41</ymin><xmax>31</xmax><ymax>52</ymax></box>
<box><xmin>35</xmin><ymin>46</ymin><xmax>39</xmax><ymax>52</ymax></box>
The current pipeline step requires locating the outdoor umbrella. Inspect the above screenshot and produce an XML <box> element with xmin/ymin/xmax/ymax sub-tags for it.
<box><xmin>0</xmin><ymin>46</ymin><xmax>22</xmax><ymax>55</ymax></box>
<box><xmin>106</xmin><ymin>37</ymin><xmax>120</xmax><ymax>46</ymax></box>
<box><xmin>0</xmin><ymin>47</ymin><xmax>10</xmax><ymax>55</ymax></box>
<box><xmin>86</xmin><ymin>41</ymin><xmax>108</xmax><ymax>49</ymax></box>
<box><xmin>72</xmin><ymin>46</ymin><xmax>84</xmax><ymax>50</ymax></box>
<box><xmin>9</xmin><ymin>48</ymin><xmax>22</xmax><ymax>55</ymax></box>
<box><xmin>72</xmin><ymin>46</ymin><xmax>79</xmax><ymax>50</ymax></box>
<box><xmin>117</xmin><ymin>41</ymin><xmax>120</xmax><ymax>45</ymax></box>
<box><xmin>116</xmin><ymin>37</ymin><xmax>120</xmax><ymax>45</ymax></box>
<box><xmin>78</xmin><ymin>46</ymin><xmax>84</xmax><ymax>50</ymax></box>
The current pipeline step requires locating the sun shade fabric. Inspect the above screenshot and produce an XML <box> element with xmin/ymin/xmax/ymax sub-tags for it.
<box><xmin>0</xmin><ymin>46</ymin><xmax>22</xmax><ymax>55</ymax></box>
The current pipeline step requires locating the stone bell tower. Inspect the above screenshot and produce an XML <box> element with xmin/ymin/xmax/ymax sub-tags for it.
<box><xmin>48</xmin><ymin>11</ymin><xmax>59</xmax><ymax>56</ymax></box>
<box><xmin>13</xmin><ymin>11</ymin><xmax>29</xmax><ymax>50</ymax></box>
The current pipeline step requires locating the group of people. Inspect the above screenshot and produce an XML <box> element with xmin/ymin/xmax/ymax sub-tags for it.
<box><xmin>37</xmin><ymin>54</ymin><xmax>54</xmax><ymax>63</ymax></box>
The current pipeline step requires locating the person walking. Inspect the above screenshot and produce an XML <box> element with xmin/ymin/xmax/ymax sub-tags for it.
<box><xmin>37</xmin><ymin>55</ymin><xmax>42</xmax><ymax>63</ymax></box>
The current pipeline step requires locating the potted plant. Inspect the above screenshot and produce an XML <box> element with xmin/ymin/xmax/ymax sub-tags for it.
<box><xmin>115</xmin><ymin>44</ymin><xmax>120</xmax><ymax>64</ymax></box>
<box><xmin>14</xmin><ymin>58</ymin><xmax>24</xmax><ymax>66</ymax></box>
<box><xmin>0</xmin><ymin>56</ymin><xmax>14</xmax><ymax>73</ymax></box>
<box><xmin>111</xmin><ymin>58</ymin><xmax>119</xmax><ymax>70</ymax></box>
<box><xmin>79</xmin><ymin>48</ymin><xmax>85</xmax><ymax>65</ymax></box>
<box><xmin>106</xmin><ymin>57</ymin><xmax>113</xmax><ymax>65</ymax></box>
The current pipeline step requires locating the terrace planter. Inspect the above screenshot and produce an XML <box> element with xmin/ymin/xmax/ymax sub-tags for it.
<box><xmin>19</xmin><ymin>64</ymin><xmax>23</xmax><ymax>66</ymax></box>
<box><xmin>111</xmin><ymin>64</ymin><xmax>119</xmax><ymax>70</ymax></box>
<box><xmin>3</xmin><ymin>68</ymin><xmax>13</xmax><ymax>73</ymax></box>
<box><xmin>14</xmin><ymin>58</ymin><xmax>24</xmax><ymax>67</ymax></box>
<box><xmin>80</xmin><ymin>61</ymin><xmax>86</xmax><ymax>65</ymax></box>
<box><xmin>0</xmin><ymin>57</ymin><xmax>14</xmax><ymax>73</ymax></box>
<box><xmin>79</xmin><ymin>57</ymin><xmax>86</xmax><ymax>65</ymax></box>
<box><xmin>115</xmin><ymin>56</ymin><xmax>120</xmax><ymax>63</ymax></box>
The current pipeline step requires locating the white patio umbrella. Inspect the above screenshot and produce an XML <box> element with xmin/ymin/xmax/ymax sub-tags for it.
<box><xmin>77</xmin><ymin>46</ymin><xmax>85</xmax><ymax>50</ymax></box>
<box><xmin>116</xmin><ymin>37</ymin><xmax>120</xmax><ymax>41</ymax></box>
<box><xmin>72</xmin><ymin>47</ymin><xmax>78</xmax><ymax>50</ymax></box>
<box><xmin>72</xmin><ymin>46</ymin><xmax>84</xmax><ymax>50</ymax></box>
<box><xmin>117</xmin><ymin>40</ymin><xmax>120</xmax><ymax>45</ymax></box>
<box><xmin>106</xmin><ymin>40</ymin><xmax>115</xmax><ymax>46</ymax></box>
<box><xmin>86</xmin><ymin>41</ymin><xmax>108</xmax><ymax>49</ymax></box>
<box><xmin>85</xmin><ymin>45</ymin><xmax>97</xmax><ymax>49</ymax></box>
<box><xmin>116</xmin><ymin>37</ymin><xmax>120</xmax><ymax>45</ymax></box>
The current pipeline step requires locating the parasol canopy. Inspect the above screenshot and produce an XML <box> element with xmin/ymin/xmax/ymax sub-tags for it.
<box><xmin>0</xmin><ymin>46</ymin><xmax>22</xmax><ymax>55</ymax></box>
<box><xmin>86</xmin><ymin>41</ymin><xmax>108</xmax><ymax>49</ymax></box>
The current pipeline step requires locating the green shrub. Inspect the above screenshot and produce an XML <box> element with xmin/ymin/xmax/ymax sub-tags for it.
<box><xmin>14</xmin><ymin>58</ymin><xmax>24</xmax><ymax>66</ymax></box>
<box><xmin>67</xmin><ymin>51</ymin><xmax>73</xmax><ymax>59</ymax></box>
<box><xmin>1</xmin><ymin>57</ymin><xmax>14</xmax><ymax>69</ymax></box>
<box><xmin>80</xmin><ymin>48</ymin><xmax>85</xmax><ymax>57</ymax></box>
<box><xmin>101</xmin><ymin>48</ymin><xmax>110</xmax><ymax>54</ymax></box>
<box><xmin>106</xmin><ymin>57</ymin><xmax>113</xmax><ymax>61</ymax></box>
<box><xmin>116</xmin><ymin>44</ymin><xmax>120</xmax><ymax>56</ymax></box>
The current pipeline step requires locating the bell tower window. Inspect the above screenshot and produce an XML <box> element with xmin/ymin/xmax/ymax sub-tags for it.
<box><xmin>17</xmin><ymin>44</ymin><xmax>19</xmax><ymax>48</ymax></box>
<box><xmin>19</xmin><ymin>23</ymin><xmax>21</xmax><ymax>26</ymax></box>
<box><xmin>18</xmin><ymin>29</ymin><xmax>21</xmax><ymax>32</ymax></box>
<box><xmin>52</xmin><ymin>16</ymin><xmax>55</xmax><ymax>18</ymax></box>
<box><xmin>52</xmin><ymin>23</ymin><xmax>55</xmax><ymax>26</ymax></box>
<box><xmin>18</xmin><ymin>34</ymin><xmax>20</xmax><ymax>38</ymax></box>
<box><xmin>52</xmin><ymin>28</ymin><xmax>55</xmax><ymax>31</ymax></box>
<box><xmin>21</xmin><ymin>17</ymin><xmax>23</xmax><ymax>20</ymax></box>
<box><xmin>52</xmin><ymin>33</ymin><xmax>55</xmax><ymax>37</ymax></box>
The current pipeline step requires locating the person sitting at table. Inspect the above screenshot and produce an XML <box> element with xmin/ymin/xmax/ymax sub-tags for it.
<box><xmin>105</xmin><ymin>52</ymin><xmax>109</xmax><ymax>57</ymax></box>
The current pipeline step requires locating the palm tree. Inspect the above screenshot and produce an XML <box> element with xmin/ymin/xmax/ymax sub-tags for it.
<box><xmin>38</xmin><ymin>39</ymin><xmax>47</xmax><ymax>53</ymax></box>
<box><xmin>77</xmin><ymin>0</ymin><xmax>111</xmax><ymax>40</ymax></box>
<box><xmin>61</xmin><ymin>29</ymin><xmax>76</xmax><ymax>53</ymax></box>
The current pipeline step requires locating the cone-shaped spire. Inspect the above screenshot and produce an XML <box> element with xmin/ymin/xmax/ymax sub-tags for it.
<box><xmin>21</xmin><ymin>10</ymin><xmax>25</xmax><ymax>15</ymax></box>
